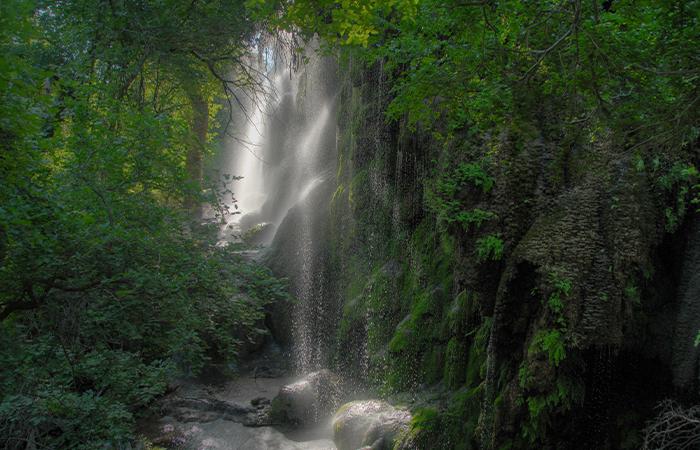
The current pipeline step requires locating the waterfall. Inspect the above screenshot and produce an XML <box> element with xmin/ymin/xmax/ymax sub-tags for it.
<box><xmin>216</xmin><ymin>42</ymin><xmax>338</xmax><ymax>373</ymax></box>
<box><xmin>228</xmin><ymin>99</ymin><xmax>267</xmax><ymax>223</ymax></box>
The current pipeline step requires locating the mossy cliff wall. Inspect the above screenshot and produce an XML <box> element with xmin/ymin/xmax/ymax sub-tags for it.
<box><xmin>269</xmin><ymin>51</ymin><xmax>699</xmax><ymax>449</ymax></box>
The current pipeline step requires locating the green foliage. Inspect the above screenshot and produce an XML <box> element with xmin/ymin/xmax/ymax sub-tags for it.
<box><xmin>545</xmin><ymin>272</ymin><xmax>571</xmax><ymax>327</ymax></box>
<box><xmin>657</xmin><ymin>163</ymin><xmax>699</xmax><ymax>232</ymax></box>
<box><xmin>519</xmin><ymin>377</ymin><xmax>584</xmax><ymax>444</ymax></box>
<box><xmin>475</xmin><ymin>234</ymin><xmax>504</xmax><ymax>262</ymax></box>
<box><xmin>444</xmin><ymin>338</ymin><xmax>466</xmax><ymax>389</ymax></box>
<box><xmin>247</xmin><ymin>0</ymin><xmax>418</xmax><ymax>47</ymax></box>
<box><xmin>426</xmin><ymin>163</ymin><xmax>496</xmax><ymax>231</ymax></box>
<box><xmin>374</xmin><ymin>220</ymin><xmax>457</xmax><ymax>391</ymax></box>
<box><xmin>273</xmin><ymin>0</ymin><xmax>699</xmax><ymax>177</ymax></box>
<box><xmin>625</xmin><ymin>282</ymin><xmax>641</xmax><ymax>305</ymax></box>
<box><xmin>406</xmin><ymin>387</ymin><xmax>483</xmax><ymax>450</ymax></box>
<box><xmin>517</xmin><ymin>273</ymin><xmax>579</xmax><ymax>444</ymax></box>
<box><xmin>0</xmin><ymin>2</ymin><xmax>287</xmax><ymax>448</ymax></box>
<box><xmin>529</xmin><ymin>330</ymin><xmax>566</xmax><ymax>368</ymax></box>
<box><xmin>518</xmin><ymin>353</ymin><xmax>584</xmax><ymax>445</ymax></box>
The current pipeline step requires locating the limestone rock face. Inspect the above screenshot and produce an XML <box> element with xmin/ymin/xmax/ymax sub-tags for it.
<box><xmin>332</xmin><ymin>400</ymin><xmax>412</xmax><ymax>450</ymax></box>
<box><xmin>270</xmin><ymin>369</ymin><xmax>344</xmax><ymax>426</ymax></box>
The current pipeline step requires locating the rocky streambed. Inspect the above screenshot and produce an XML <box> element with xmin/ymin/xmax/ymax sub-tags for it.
<box><xmin>138</xmin><ymin>344</ymin><xmax>415</xmax><ymax>450</ymax></box>
<box><xmin>138</xmin><ymin>345</ymin><xmax>335</xmax><ymax>450</ymax></box>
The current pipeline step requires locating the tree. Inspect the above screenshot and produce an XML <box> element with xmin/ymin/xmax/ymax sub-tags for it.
<box><xmin>0</xmin><ymin>1</ymin><xmax>289</xmax><ymax>447</ymax></box>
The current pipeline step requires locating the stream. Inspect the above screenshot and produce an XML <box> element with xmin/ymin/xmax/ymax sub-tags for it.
<box><xmin>139</xmin><ymin>344</ymin><xmax>336</xmax><ymax>450</ymax></box>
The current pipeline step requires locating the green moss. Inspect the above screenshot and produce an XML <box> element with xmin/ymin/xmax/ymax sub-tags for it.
<box><xmin>424</xmin><ymin>346</ymin><xmax>445</xmax><ymax>384</ymax></box>
<box><xmin>444</xmin><ymin>338</ymin><xmax>467</xmax><ymax>389</ymax></box>
<box><xmin>348</xmin><ymin>169</ymin><xmax>369</xmax><ymax>210</ymax></box>
<box><xmin>444</xmin><ymin>291</ymin><xmax>465</xmax><ymax>337</ymax></box>
<box><xmin>410</xmin><ymin>407</ymin><xmax>440</xmax><ymax>434</ymax></box>
<box><xmin>331</xmin><ymin>183</ymin><xmax>346</xmax><ymax>207</ymax></box>
<box><xmin>408</xmin><ymin>387</ymin><xmax>483</xmax><ymax>450</ymax></box>
<box><xmin>388</xmin><ymin>320</ymin><xmax>411</xmax><ymax>353</ymax></box>
<box><xmin>411</xmin><ymin>291</ymin><xmax>434</xmax><ymax>321</ymax></box>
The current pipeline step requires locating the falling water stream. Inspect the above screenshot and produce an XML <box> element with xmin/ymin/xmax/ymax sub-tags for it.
<box><xmin>216</xmin><ymin>43</ymin><xmax>338</xmax><ymax>376</ymax></box>
<box><xmin>140</xmin><ymin>44</ymin><xmax>340</xmax><ymax>450</ymax></box>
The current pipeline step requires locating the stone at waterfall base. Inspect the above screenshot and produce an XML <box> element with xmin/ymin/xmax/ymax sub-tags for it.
<box><xmin>270</xmin><ymin>369</ymin><xmax>344</xmax><ymax>426</ymax></box>
<box><xmin>332</xmin><ymin>400</ymin><xmax>413</xmax><ymax>450</ymax></box>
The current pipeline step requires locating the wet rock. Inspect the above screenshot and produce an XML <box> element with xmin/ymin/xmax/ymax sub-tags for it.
<box><xmin>149</xmin><ymin>422</ymin><xmax>197</xmax><ymax>448</ymax></box>
<box><xmin>251</xmin><ymin>396</ymin><xmax>270</xmax><ymax>407</ymax></box>
<box><xmin>160</xmin><ymin>396</ymin><xmax>258</xmax><ymax>425</ymax></box>
<box><xmin>270</xmin><ymin>369</ymin><xmax>344</xmax><ymax>426</ymax></box>
<box><xmin>242</xmin><ymin>222</ymin><xmax>276</xmax><ymax>246</ymax></box>
<box><xmin>332</xmin><ymin>400</ymin><xmax>412</xmax><ymax>450</ymax></box>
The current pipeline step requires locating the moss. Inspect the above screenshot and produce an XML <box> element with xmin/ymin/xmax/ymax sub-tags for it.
<box><xmin>348</xmin><ymin>169</ymin><xmax>369</xmax><ymax>211</ymax></box>
<box><xmin>424</xmin><ymin>346</ymin><xmax>445</xmax><ymax>384</ymax></box>
<box><xmin>389</xmin><ymin>320</ymin><xmax>412</xmax><ymax>353</ymax></box>
<box><xmin>468</xmin><ymin>317</ymin><xmax>492</xmax><ymax>385</ymax></box>
<box><xmin>464</xmin><ymin>343</ymin><xmax>483</xmax><ymax>388</ymax></box>
<box><xmin>372</xmin><ymin>217</ymin><xmax>461</xmax><ymax>391</ymax></box>
<box><xmin>410</xmin><ymin>220</ymin><xmax>454</xmax><ymax>280</ymax></box>
<box><xmin>408</xmin><ymin>387</ymin><xmax>483</xmax><ymax>450</ymax></box>
<box><xmin>330</xmin><ymin>183</ymin><xmax>346</xmax><ymax>208</ymax></box>
<box><xmin>444</xmin><ymin>338</ymin><xmax>467</xmax><ymax>389</ymax></box>
<box><xmin>410</xmin><ymin>407</ymin><xmax>440</xmax><ymax>434</ymax></box>
<box><xmin>442</xmin><ymin>291</ymin><xmax>466</xmax><ymax>339</ymax></box>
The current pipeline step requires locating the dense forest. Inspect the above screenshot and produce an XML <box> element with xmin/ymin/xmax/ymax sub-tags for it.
<box><xmin>1</xmin><ymin>1</ymin><xmax>699</xmax><ymax>449</ymax></box>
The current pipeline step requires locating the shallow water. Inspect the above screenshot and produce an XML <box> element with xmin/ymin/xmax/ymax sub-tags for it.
<box><xmin>139</xmin><ymin>346</ymin><xmax>337</xmax><ymax>450</ymax></box>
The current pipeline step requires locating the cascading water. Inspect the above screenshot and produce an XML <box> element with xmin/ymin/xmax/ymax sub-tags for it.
<box><xmin>215</xmin><ymin>43</ymin><xmax>338</xmax><ymax>374</ymax></box>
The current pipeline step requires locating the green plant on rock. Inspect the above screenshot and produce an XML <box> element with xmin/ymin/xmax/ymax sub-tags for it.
<box><xmin>426</xmin><ymin>163</ymin><xmax>496</xmax><ymax>231</ymax></box>
<box><xmin>444</xmin><ymin>338</ymin><xmax>467</xmax><ymax>389</ymax></box>
<box><xmin>625</xmin><ymin>282</ymin><xmax>641</xmax><ymax>306</ymax></box>
<box><xmin>657</xmin><ymin>163</ymin><xmax>699</xmax><ymax>232</ymax></box>
<box><xmin>545</xmin><ymin>272</ymin><xmax>572</xmax><ymax>327</ymax></box>
<box><xmin>406</xmin><ymin>387</ymin><xmax>483</xmax><ymax>450</ymax></box>
<box><xmin>411</xmin><ymin>407</ymin><xmax>440</xmax><ymax>436</ymax></box>
<box><xmin>529</xmin><ymin>329</ymin><xmax>566</xmax><ymax>368</ymax></box>
<box><xmin>475</xmin><ymin>234</ymin><xmax>504</xmax><ymax>262</ymax></box>
<box><xmin>519</xmin><ymin>376</ymin><xmax>584</xmax><ymax>444</ymax></box>
<box><xmin>516</xmin><ymin>273</ymin><xmax>580</xmax><ymax>444</ymax></box>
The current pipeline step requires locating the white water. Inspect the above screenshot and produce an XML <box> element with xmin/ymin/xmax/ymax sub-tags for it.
<box><xmin>215</xmin><ymin>45</ymin><xmax>338</xmax><ymax>374</ymax></box>
<box><xmin>218</xmin><ymin>52</ymin><xmax>335</xmax><ymax>243</ymax></box>
<box><xmin>230</xmin><ymin>103</ymin><xmax>267</xmax><ymax>220</ymax></box>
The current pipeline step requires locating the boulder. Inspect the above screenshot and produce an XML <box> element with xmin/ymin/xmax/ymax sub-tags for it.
<box><xmin>160</xmin><ymin>396</ymin><xmax>256</xmax><ymax>425</ymax></box>
<box><xmin>270</xmin><ymin>369</ymin><xmax>344</xmax><ymax>426</ymax></box>
<box><xmin>332</xmin><ymin>400</ymin><xmax>412</xmax><ymax>450</ymax></box>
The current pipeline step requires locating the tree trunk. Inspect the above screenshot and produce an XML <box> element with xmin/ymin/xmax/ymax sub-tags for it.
<box><xmin>185</xmin><ymin>89</ymin><xmax>208</xmax><ymax>220</ymax></box>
